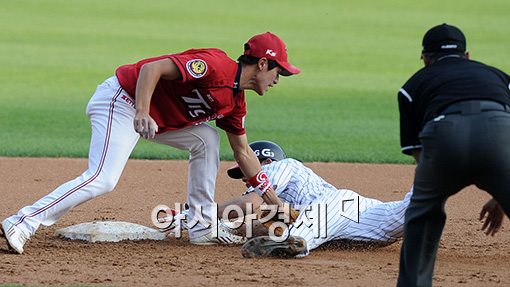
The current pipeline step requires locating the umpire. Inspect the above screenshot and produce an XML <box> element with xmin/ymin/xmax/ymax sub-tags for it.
<box><xmin>396</xmin><ymin>23</ymin><xmax>510</xmax><ymax>286</ymax></box>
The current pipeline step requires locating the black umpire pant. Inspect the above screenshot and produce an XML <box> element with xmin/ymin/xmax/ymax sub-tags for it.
<box><xmin>397</xmin><ymin>100</ymin><xmax>510</xmax><ymax>287</ymax></box>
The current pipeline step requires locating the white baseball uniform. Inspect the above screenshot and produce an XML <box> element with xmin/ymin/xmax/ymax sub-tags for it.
<box><xmin>249</xmin><ymin>158</ymin><xmax>412</xmax><ymax>256</ymax></box>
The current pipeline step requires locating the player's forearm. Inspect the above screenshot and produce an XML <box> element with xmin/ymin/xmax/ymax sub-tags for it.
<box><xmin>236</xmin><ymin>152</ymin><xmax>282</xmax><ymax>206</ymax></box>
<box><xmin>135</xmin><ymin>64</ymin><xmax>161</xmax><ymax>112</ymax></box>
<box><xmin>227</xmin><ymin>133</ymin><xmax>282</xmax><ymax>206</ymax></box>
<box><xmin>233</xmin><ymin>147</ymin><xmax>261</xmax><ymax>178</ymax></box>
<box><xmin>218</xmin><ymin>193</ymin><xmax>263</xmax><ymax>218</ymax></box>
<box><xmin>261</xmin><ymin>187</ymin><xmax>284</xmax><ymax>207</ymax></box>
<box><xmin>227</xmin><ymin>132</ymin><xmax>261</xmax><ymax>178</ymax></box>
<box><xmin>233</xmin><ymin>152</ymin><xmax>282</xmax><ymax>206</ymax></box>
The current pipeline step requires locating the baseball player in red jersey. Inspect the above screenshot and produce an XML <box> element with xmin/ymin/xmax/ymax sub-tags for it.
<box><xmin>1</xmin><ymin>32</ymin><xmax>300</xmax><ymax>253</ymax></box>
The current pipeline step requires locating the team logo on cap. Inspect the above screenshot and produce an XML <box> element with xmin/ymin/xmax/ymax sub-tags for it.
<box><xmin>186</xmin><ymin>59</ymin><xmax>208</xmax><ymax>78</ymax></box>
<box><xmin>441</xmin><ymin>44</ymin><xmax>458</xmax><ymax>49</ymax></box>
<box><xmin>266</xmin><ymin>49</ymin><xmax>277</xmax><ymax>57</ymax></box>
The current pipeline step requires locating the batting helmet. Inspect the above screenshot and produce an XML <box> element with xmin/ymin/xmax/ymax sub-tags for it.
<box><xmin>227</xmin><ymin>140</ymin><xmax>287</xmax><ymax>179</ymax></box>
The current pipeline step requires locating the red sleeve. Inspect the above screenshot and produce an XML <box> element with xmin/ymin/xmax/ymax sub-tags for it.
<box><xmin>216</xmin><ymin>92</ymin><xmax>247</xmax><ymax>135</ymax></box>
<box><xmin>168</xmin><ymin>50</ymin><xmax>215</xmax><ymax>84</ymax></box>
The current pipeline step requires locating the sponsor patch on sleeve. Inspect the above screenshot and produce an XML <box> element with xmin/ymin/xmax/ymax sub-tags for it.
<box><xmin>186</xmin><ymin>59</ymin><xmax>208</xmax><ymax>78</ymax></box>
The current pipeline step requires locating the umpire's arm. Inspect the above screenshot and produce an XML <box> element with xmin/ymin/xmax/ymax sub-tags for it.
<box><xmin>398</xmin><ymin>89</ymin><xmax>422</xmax><ymax>163</ymax></box>
<box><xmin>411</xmin><ymin>150</ymin><xmax>421</xmax><ymax>163</ymax></box>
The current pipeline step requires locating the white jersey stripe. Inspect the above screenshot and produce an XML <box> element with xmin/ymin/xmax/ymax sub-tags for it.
<box><xmin>399</xmin><ymin>88</ymin><xmax>413</xmax><ymax>102</ymax></box>
<box><xmin>401</xmin><ymin>145</ymin><xmax>422</xmax><ymax>152</ymax></box>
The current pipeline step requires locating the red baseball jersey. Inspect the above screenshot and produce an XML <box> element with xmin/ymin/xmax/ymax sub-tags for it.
<box><xmin>115</xmin><ymin>48</ymin><xmax>246</xmax><ymax>135</ymax></box>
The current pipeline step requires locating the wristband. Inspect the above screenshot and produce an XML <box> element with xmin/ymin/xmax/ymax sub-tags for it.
<box><xmin>248</xmin><ymin>170</ymin><xmax>272</xmax><ymax>196</ymax></box>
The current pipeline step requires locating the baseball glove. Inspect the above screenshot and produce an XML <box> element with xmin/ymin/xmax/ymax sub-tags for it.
<box><xmin>258</xmin><ymin>203</ymin><xmax>300</xmax><ymax>236</ymax></box>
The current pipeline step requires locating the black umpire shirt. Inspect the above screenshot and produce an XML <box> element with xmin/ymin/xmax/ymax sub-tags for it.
<box><xmin>398</xmin><ymin>55</ymin><xmax>510</xmax><ymax>155</ymax></box>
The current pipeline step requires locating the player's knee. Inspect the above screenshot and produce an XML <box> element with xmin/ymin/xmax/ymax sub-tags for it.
<box><xmin>189</xmin><ymin>125</ymin><xmax>219</xmax><ymax>154</ymax></box>
<box><xmin>102</xmin><ymin>179</ymin><xmax>118</xmax><ymax>193</ymax></box>
<box><xmin>90</xmin><ymin>176</ymin><xmax>119</xmax><ymax>196</ymax></box>
<box><xmin>200</xmin><ymin>125</ymin><xmax>219</xmax><ymax>146</ymax></box>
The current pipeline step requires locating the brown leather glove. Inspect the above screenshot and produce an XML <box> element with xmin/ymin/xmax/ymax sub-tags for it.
<box><xmin>257</xmin><ymin>203</ymin><xmax>300</xmax><ymax>236</ymax></box>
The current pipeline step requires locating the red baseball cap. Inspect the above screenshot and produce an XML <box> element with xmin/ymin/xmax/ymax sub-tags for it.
<box><xmin>243</xmin><ymin>32</ymin><xmax>300</xmax><ymax>76</ymax></box>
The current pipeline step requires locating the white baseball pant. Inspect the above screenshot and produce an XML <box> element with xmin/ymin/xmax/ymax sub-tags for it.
<box><xmin>6</xmin><ymin>76</ymin><xmax>219</xmax><ymax>240</ymax></box>
<box><xmin>289</xmin><ymin>189</ymin><xmax>412</xmax><ymax>253</ymax></box>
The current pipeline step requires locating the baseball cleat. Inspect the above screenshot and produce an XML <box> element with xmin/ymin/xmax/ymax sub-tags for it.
<box><xmin>1</xmin><ymin>219</ymin><xmax>29</xmax><ymax>254</ymax></box>
<box><xmin>190</xmin><ymin>222</ymin><xmax>247</xmax><ymax>245</ymax></box>
<box><xmin>190</xmin><ymin>232</ymin><xmax>222</xmax><ymax>246</ymax></box>
<box><xmin>157</xmin><ymin>208</ymin><xmax>189</xmax><ymax>233</ymax></box>
<box><xmin>241</xmin><ymin>235</ymin><xmax>307</xmax><ymax>258</ymax></box>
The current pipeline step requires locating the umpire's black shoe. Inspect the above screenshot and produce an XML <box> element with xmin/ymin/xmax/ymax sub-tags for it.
<box><xmin>241</xmin><ymin>235</ymin><xmax>307</xmax><ymax>258</ymax></box>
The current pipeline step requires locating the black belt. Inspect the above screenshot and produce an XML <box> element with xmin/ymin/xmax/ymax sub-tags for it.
<box><xmin>439</xmin><ymin>100</ymin><xmax>510</xmax><ymax>115</ymax></box>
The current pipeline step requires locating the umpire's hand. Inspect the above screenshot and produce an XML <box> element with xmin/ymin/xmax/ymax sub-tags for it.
<box><xmin>479</xmin><ymin>198</ymin><xmax>505</xmax><ymax>236</ymax></box>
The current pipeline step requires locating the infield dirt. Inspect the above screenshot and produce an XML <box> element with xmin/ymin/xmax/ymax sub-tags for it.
<box><xmin>0</xmin><ymin>157</ymin><xmax>509</xmax><ymax>286</ymax></box>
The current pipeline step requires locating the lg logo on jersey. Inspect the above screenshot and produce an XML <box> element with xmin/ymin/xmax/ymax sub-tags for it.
<box><xmin>254</xmin><ymin>149</ymin><xmax>275</xmax><ymax>158</ymax></box>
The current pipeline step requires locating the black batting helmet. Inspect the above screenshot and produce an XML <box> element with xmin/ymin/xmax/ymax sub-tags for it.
<box><xmin>227</xmin><ymin>140</ymin><xmax>286</xmax><ymax>179</ymax></box>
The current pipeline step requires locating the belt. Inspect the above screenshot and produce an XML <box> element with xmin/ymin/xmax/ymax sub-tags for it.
<box><xmin>439</xmin><ymin>100</ymin><xmax>510</xmax><ymax>115</ymax></box>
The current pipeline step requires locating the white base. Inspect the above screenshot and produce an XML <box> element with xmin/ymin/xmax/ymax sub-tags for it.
<box><xmin>55</xmin><ymin>221</ymin><xmax>167</xmax><ymax>242</ymax></box>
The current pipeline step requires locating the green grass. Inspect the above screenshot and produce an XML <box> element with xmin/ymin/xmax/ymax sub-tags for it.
<box><xmin>1</xmin><ymin>0</ymin><xmax>509</xmax><ymax>163</ymax></box>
